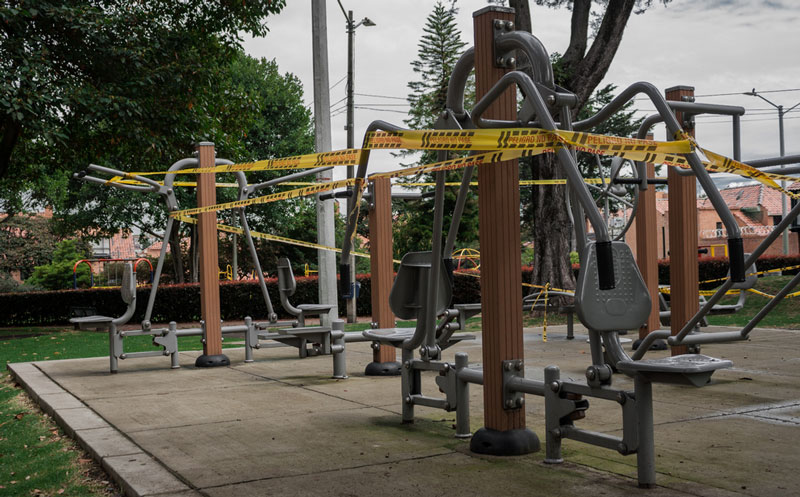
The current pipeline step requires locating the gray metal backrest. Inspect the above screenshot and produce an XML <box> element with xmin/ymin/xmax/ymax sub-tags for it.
<box><xmin>277</xmin><ymin>258</ymin><xmax>297</xmax><ymax>297</ymax></box>
<box><xmin>389</xmin><ymin>252</ymin><xmax>452</xmax><ymax>320</ymax></box>
<box><xmin>575</xmin><ymin>241</ymin><xmax>651</xmax><ymax>331</ymax></box>
<box><xmin>121</xmin><ymin>263</ymin><xmax>135</xmax><ymax>304</ymax></box>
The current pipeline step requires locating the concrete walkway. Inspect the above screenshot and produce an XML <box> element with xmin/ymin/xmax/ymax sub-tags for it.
<box><xmin>8</xmin><ymin>325</ymin><xmax>800</xmax><ymax>497</ymax></box>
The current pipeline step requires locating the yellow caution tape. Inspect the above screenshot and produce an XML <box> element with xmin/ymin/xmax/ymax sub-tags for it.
<box><xmin>170</xmin><ymin>177</ymin><xmax>358</xmax><ymax>217</ymax></box>
<box><xmin>173</xmin><ymin>214</ymin><xmax>380</xmax><ymax>261</ymax></box>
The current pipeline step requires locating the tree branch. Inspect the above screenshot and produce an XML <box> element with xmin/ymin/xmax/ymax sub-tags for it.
<box><xmin>560</xmin><ymin>0</ymin><xmax>591</xmax><ymax>75</ymax></box>
<box><xmin>567</xmin><ymin>0</ymin><xmax>636</xmax><ymax>108</ymax></box>
<box><xmin>0</xmin><ymin>118</ymin><xmax>22</xmax><ymax>179</ymax></box>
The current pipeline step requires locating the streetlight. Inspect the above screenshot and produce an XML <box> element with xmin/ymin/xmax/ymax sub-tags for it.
<box><xmin>337</xmin><ymin>0</ymin><xmax>375</xmax><ymax>322</ymax></box>
<box><xmin>744</xmin><ymin>89</ymin><xmax>800</xmax><ymax>254</ymax></box>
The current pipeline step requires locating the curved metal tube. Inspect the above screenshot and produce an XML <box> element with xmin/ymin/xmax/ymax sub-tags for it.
<box><xmin>446</xmin><ymin>48</ymin><xmax>474</xmax><ymax>120</ymax></box>
<box><xmin>495</xmin><ymin>31</ymin><xmax>555</xmax><ymax>89</ymax></box>
<box><xmin>472</xmin><ymin>70</ymin><xmax>611</xmax><ymax>246</ymax></box>
<box><xmin>569</xmin><ymin>81</ymin><xmax>744</xmax><ymax>280</ymax></box>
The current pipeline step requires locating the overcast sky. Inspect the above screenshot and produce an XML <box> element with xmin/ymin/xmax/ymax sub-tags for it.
<box><xmin>243</xmin><ymin>0</ymin><xmax>800</xmax><ymax>184</ymax></box>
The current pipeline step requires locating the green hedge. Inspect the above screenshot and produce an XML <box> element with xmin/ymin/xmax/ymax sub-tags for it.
<box><xmin>3</xmin><ymin>255</ymin><xmax>798</xmax><ymax>327</ymax></box>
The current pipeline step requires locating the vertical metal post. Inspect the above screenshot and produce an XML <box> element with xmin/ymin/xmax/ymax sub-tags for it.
<box><xmin>331</xmin><ymin>319</ymin><xmax>348</xmax><ymax>379</ymax></box>
<box><xmin>195</xmin><ymin>142</ymin><xmax>229</xmax><ymax>367</ymax></box>
<box><xmin>401</xmin><ymin>347</ymin><xmax>415</xmax><ymax>423</ymax></box>
<box><xmin>243</xmin><ymin>317</ymin><xmax>254</xmax><ymax>363</ymax></box>
<box><xmin>469</xmin><ymin>6</ymin><xmax>538</xmax><ymax>456</ymax></box>
<box><xmin>231</xmin><ymin>233</ymin><xmax>238</xmax><ymax>280</ymax></box>
<box><xmin>634</xmin><ymin>375</ymin><xmax>656</xmax><ymax>488</ymax></box>
<box><xmin>778</xmin><ymin>105</ymin><xmax>789</xmax><ymax>254</ymax></box>
<box><xmin>365</xmin><ymin>178</ymin><xmax>400</xmax><ymax>375</ymax></box>
<box><xmin>635</xmin><ymin>136</ymin><xmax>662</xmax><ymax>343</ymax></box>
<box><xmin>169</xmin><ymin>321</ymin><xmax>180</xmax><ymax>369</ymax></box>
<box><xmin>666</xmin><ymin>86</ymin><xmax>696</xmax><ymax>357</ymax></box>
<box><xmin>455</xmin><ymin>353</ymin><xmax>471</xmax><ymax>438</ymax></box>
<box><xmin>345</xmin><ymin>9</ymin><xmax>358</xmax><ymax>324</ymax></box>
<box><xmin>543</xmin><ymin>365</ymin><xmax>563</xmax><ymax>463</ymax></box>
<box><xmin>109</xmin><ymin>323</ymin><xmax>119</xmax><ymax>374</ymax></box>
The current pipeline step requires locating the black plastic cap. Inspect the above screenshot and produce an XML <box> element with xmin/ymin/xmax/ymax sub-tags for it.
<box><xmin>364</xmin><ymin>361</ymin><xmax>402</xmax><ymax>376</ymax></box>
<box><xmin>469</xmin><ymin>427</ymin><xmax>540</xmax><ymax>456</ymax></box>
<box><xmin>728</xmin><ymin>237</ymin><xmax>746</xmax><ymax>282</ymax></box>
<box><xmin>339</xmin><ymin>263</ymin><xmax>351</xmax><ymax>295</ymax></box>
<box><xmin>596</xmin><ymin>241</ymin><xmax>615</xmax><ymax>290</ymax></box>
<box><xmin>195</xmin><ymin>354</ymin><xmax>230</xmax><ymax>368</ymax></box>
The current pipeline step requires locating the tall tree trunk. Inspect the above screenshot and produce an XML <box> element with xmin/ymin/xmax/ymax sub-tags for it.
<box><xmin>169</xmin><ymin>222</ymin><xmax>185</xmax><ymax>284</ymax></box>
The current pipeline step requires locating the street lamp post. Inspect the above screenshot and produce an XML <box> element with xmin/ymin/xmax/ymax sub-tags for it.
<box><xmin>744</xmin><ymin>89</ymin><xmax>800</xmax><ymax>255</ymax></box>
<box><xmin>337</xmin><ymin>1</ymin><xmax>375</xmax><ymax>322</ymax></box>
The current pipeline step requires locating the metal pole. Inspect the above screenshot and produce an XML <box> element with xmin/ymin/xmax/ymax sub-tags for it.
<box><xmin>345</xmin><ymin>9</ymin><xmax>357</xmax><ymax>323</ymax></box>
<box><xmin>311</xmin><ymin>0</ymin><xmax>339</xmax><ymax>327</ymax></box>
<box><xmin>779</xmin><ymin>105</ymin><xmax>788</xmax><ymax>254</ymax></box>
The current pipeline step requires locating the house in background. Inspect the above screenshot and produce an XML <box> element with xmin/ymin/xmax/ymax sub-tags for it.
<box><xmin>623</xmin><ymin>183</ymin><xmax>796</xmax><ymax>260</ymax></box>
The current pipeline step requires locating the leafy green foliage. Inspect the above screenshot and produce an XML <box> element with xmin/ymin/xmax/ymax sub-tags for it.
<box><xmin>393</xmin><ymin>1</ymin><xmax>478</xmax><ymax>259</ymax></box>
<box><xmin>26</xmin><ymin>240</ymin><xmax>91</xmax><ymax>290</ymax></box>
<box><xmin>0</xmin><ymin>214</ymin><xmax>59</xmax><ymax>280</ymax></box>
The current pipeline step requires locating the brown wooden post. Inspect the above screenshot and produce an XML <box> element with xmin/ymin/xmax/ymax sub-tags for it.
<box><xmin>365</xmin><ymin>177</ymin><xmax>400</xmax><ymax>375</ymax></box>
<box><xmin>636</xmin><ymin>135</ymin><xmax>663</xmax><ymax>344</ymax></box>
<box><xmin>195</xmin><ymin>142</ymin><xmax>229</xmax><ymax>367</ymax></box>
<box><xmin>666</xmin><ymin>86</ymin><xmax>696</xmax><ymax>356</ymax></box>
<box><xmin>470</xmin><ymin>6</ymin><xmax>538</xmax><ymax>455</ymax></box>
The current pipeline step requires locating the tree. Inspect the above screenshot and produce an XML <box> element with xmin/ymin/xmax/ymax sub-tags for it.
<box><xmin>27</xmin><ymin>239</ymin><xmax>92</xmax><ymax>290</ymax></box>
<box><xmin>0</xmin><ymin>0</ymin><xmax>286</xmax><ymax>216</ymax></box>
<box><xmin>0</xmin><ymin>213</ymin><xmax>59</xmax><ymax>281</ymax></box>
<box><xmin>393</xmin><ymin>1</ymin><xmax>479</xmax><ymax>259</ymax></box>
<box><xmin>509</xmin><ymin>0</ymin><xmax>665</xmax><ymax>296</ymax></box>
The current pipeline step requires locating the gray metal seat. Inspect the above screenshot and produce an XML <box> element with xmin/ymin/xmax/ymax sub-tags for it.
<box><xmin>70</xmin><ymin>263</ymin><xmax>137</xmax><ymax>331</ymax></box>
<box><xmin>362</xmin><ymin>251</ymin><xmax>474</xmax><ymax>349</ymax></box>
<box><xmin>616</xmin><ymin>354</ymin><xmax>732</xmax><ymax>387</ymax></box>
<box><xmin>277</xmin><ymin>257</ymin><xmax>335</xmax><ymax>326</ymax></box>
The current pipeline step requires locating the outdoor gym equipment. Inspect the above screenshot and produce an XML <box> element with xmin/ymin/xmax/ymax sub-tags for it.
<box><xmin>72</xmin><ymin>257</ymin><xmax>153</xmax><ymax>289</ymax></box>
<box><xmin>339</xmin><ymin>8</ymin><xmax>755</xmax><ymax>487</ymax></box>
<box><xmin>74</xmin><ymin>159</ymin><xmax>349</xmax><ymax>376</ymax></box>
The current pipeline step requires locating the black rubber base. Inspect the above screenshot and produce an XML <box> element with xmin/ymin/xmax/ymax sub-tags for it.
<box><xmin>469</xmin><ymin>427</ymin><xmax>540</xmax><ymax>456</ymax></box>
<box><xmin>632</xmin><ymin>338</ymin><xmax>668</xmax><ymax>351</ymax></box>
<box><xmin>364</xmin><ymin>361</ymin><xmax>402</xmax><ymax>376</ymax></box>
<box><xmin>195</xmin><ymin>354</ymin><xmax>231</xmax><ymax>368</ymax></box>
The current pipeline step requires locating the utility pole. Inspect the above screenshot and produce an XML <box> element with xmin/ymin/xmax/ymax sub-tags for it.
<box><xmin>745</xmin><ymin>89</ymin><xmax>800</xmax><ymax>255</ymax></box>
<box><xmin>311</xmin><ymin>0</ymin><xmax>339</xmax><ymax>327</ymax></box>
<box><xmin>338</xmin><ymin>0</ymin><xmax>375</xmax><ymax>323</ymax></box>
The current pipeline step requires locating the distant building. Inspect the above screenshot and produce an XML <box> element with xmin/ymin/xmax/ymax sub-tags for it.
<box><xmin>623</xmin><ymin>183</ymin><xmax>796</xmax><ymax>259</ymax></box>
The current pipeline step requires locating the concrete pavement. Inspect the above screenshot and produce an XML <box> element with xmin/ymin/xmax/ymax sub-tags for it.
<box><xmin>7</xmin><ymin>324</ymin><xmax>800</xmax><ymax>496</ymax></box>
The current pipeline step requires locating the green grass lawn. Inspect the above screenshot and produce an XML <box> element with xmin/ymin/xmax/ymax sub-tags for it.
<box><xmin>703</xmin><ymin>274</ymin><xmax>800</xmax><ymax>329</ymax></box>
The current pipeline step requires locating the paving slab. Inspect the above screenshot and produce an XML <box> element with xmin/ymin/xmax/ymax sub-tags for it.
<box><xmin>75</xmin><ymin>426</ymin><xmax>143</xmax><ymax>460</ymax></box>
<box><xmin>52</xmin><ymin>406</ymin><xmax>110</xmax><ymax>437</ymax></box>
<box><xmin>37</xmin><ymin>391</ymin><xmax>85</xmax><ymax>415</ymax></box>
<box><xmin>102</xmin><ymin>453</ymin><xmax>190</xmax><ymax>497</ymax></box>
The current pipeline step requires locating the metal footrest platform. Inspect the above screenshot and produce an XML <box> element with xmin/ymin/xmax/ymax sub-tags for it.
<box><xmin>70</xmin><ymin>315</ymin><xmax>114</xmax><ymax>330</ymax></box>
<box><xmin>616</xmin><ymin>354</ymin><xmax>732</xmax><ymax>387</ymax></box>
<box><xmin>363</xmin><ymin>328</ymin><xmax>475</xmax><ymax>348</ymax></box>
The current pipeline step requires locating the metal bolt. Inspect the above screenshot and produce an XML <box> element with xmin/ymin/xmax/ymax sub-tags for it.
<box><xmin>515</xmin><ymin>361</ymin><xmax>523</xmax><ymax>371</ymax></box>
<box><xmin>496</xmin><ymin>56</ymin><xmax>505</xmax><ymax>66</ymax></box>
<box><xmin>504</xmin><ymin>362</ymin><xmax>513</xmax><ymax>371</ymax></box>
<box><xmin>547</xmin><ymin>94</ymin><xmax>557</xmax><ymax>105</ymax></box>
<box><xmin>441</xmin><ymin>111</ymin><xmax>449</xmax><ymax>119</ymax></box>
<box><xmin>550</xmin><ymin>381</ymin><xmax>560</xmax><ymax>392</ymax></box>
<box><xmin>515</xmin><ymin>398</ymin><xmax>525</xmax><ymax>408</ymax></box>
<box><xmin>617</xmin><ymin>392</ymin><xmax>627</xmax><ymax>405</ymax></box>
<box><xmin>494</xmin><ymin>19</ymin><xmax>505</xmax><ymax>29</ymax></box>
<box><xmin>442</xmin><ymin>363</ymin><xmax>451</xmax><ymax>373</ymax></box>
<box><xmin>120</xmin><ymin>354</ymin><xmax>127</xmax><ymax>359</ymax></box>
<box><xmin>504</xmin><ymin>20</ymin><xmax>514</xmax><ymax>31</ymax></box>
<box><xmin>403</xmin><ymin>361</ymin><xmax>411</xmax><ymax>369</ymax></box>
<box><xmin>405</xmin><ymin>396</ymin><xmax>412</xmax><ymax>404</ymax></box>
<box><xmin>505</xmin><ymin>399</ymin><xmax>515</xmax><ymax>409</ymax></box>
<box><xmin>550</xmin><ymin>428</ymin><xmax>562</xmax><ymax>438</ymax></box>
<box><xmin>420</xmin><ymin>346</ymin><xmax>428</xmax><ymax>356</ymax></box>
<box><xmin>443</xmin><ymin>402</ymin><xmax>451</xmax><ymax>411</ymax></box>
<box><xmin>586</xmin><ymin>367</ymin><xmax>596</xmax><ymax>380</ymax></box>
<box><xmin>617</xmin><ymin>442</ymin><xmax>628</xmax><ymax>454</ymax></box>
<box><xmin>505</xmin><ymin>57</ymin><xmax>516</xmax><ymax>67</ymax></box>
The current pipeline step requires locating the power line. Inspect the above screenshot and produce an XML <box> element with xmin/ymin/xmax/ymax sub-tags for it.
<box><xmin>354</xmin><ymin>106</ymin><xmax>409</xmax><ymax>114</ymax></box>
<box><xmin>355</xmin><ymin>92</ymin><xmax>407</xmax><ymax>101</ymax></box>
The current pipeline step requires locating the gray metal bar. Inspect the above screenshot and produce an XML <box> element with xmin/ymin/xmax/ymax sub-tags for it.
<box><xmin>444</xmin><ymin>163</ymin><xmax>474</xmax><ymax>256</ymax></box>
<box><xmin>455</xmin><ymin>353</ymin><xmax>471</xmax><ymax>438</ymax></box>
<box><xmin>401</xmin><ymin>347</ymin><xmax>414</xmax><ymax>423</ymax></box>
<box><xmin>737</xmin><ymin>271</ymin><xmax>800</xmax><ymax>339</ymax></box>
<box><xmin>143</xmin><ymin>216</ymin><xmax>173</xmax><ymax>327</ymax></box>
<box><xmin>246</xmin><ymin>166</ymin><xmax>334</xmax><ymax>196</ymax></box>
<box><xmin>120</xmin><ymin>351</ymin><xmax>166</xmax><ymax>360</ymax></box>
<box><xmin>239</xmin><ymin>209</ymin><xmax>277</xmax><ymax>320</ymax></box>
<box><xmin>634</xmin><ymin>376</ymin><xmax>656</xmax><ymax>488</ymax></box>
<box><xmin>409</xmin><ymin>395</ymin><xmax>449</xmax><ymax>410</ymax></box>
<box><xmin>457</xmin><ymin>366</ymin><xmax>484</xmax><ymax>385</ymax></box>
<box><xmin>560</xmin><ymin>425</ymin><xmax>621</xmax><ymax>451</ymax></box>
<box><xmin>748</xmin><ymin>154</ymin><xmax>800</xmax><ymax>169</ymax></box>
<box><xmin>446</xmin><ymin>48</ymin><xmax>474</xmax><ymax>119</ymax></box>
<box><xmin>733</xmin><ymin>114</ymin><xmax>742</xmax><ymax>161</ymax></box>
<box><xmin>506</xmin><ymin>376</ymin><xmax>545</xmax><ymax>396</ymax></box>
<box><xmin>332</xmin><ymin>320</ymin><xmax>347</xmax><ymax>379</ymax></box>
<box><xmin>631</xmin><ymin>330</ymin><xmax>669</xmax><ymax>361</ymax></box>
<box><xmin>543</xmin><ymin>366</ymin><xmax>563</xmax><ymax>464</ymax></box>
<box><xmin>168</xmin><ymin>322</ymin><xmax>180</xmax><ymax>369</ymax></box>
